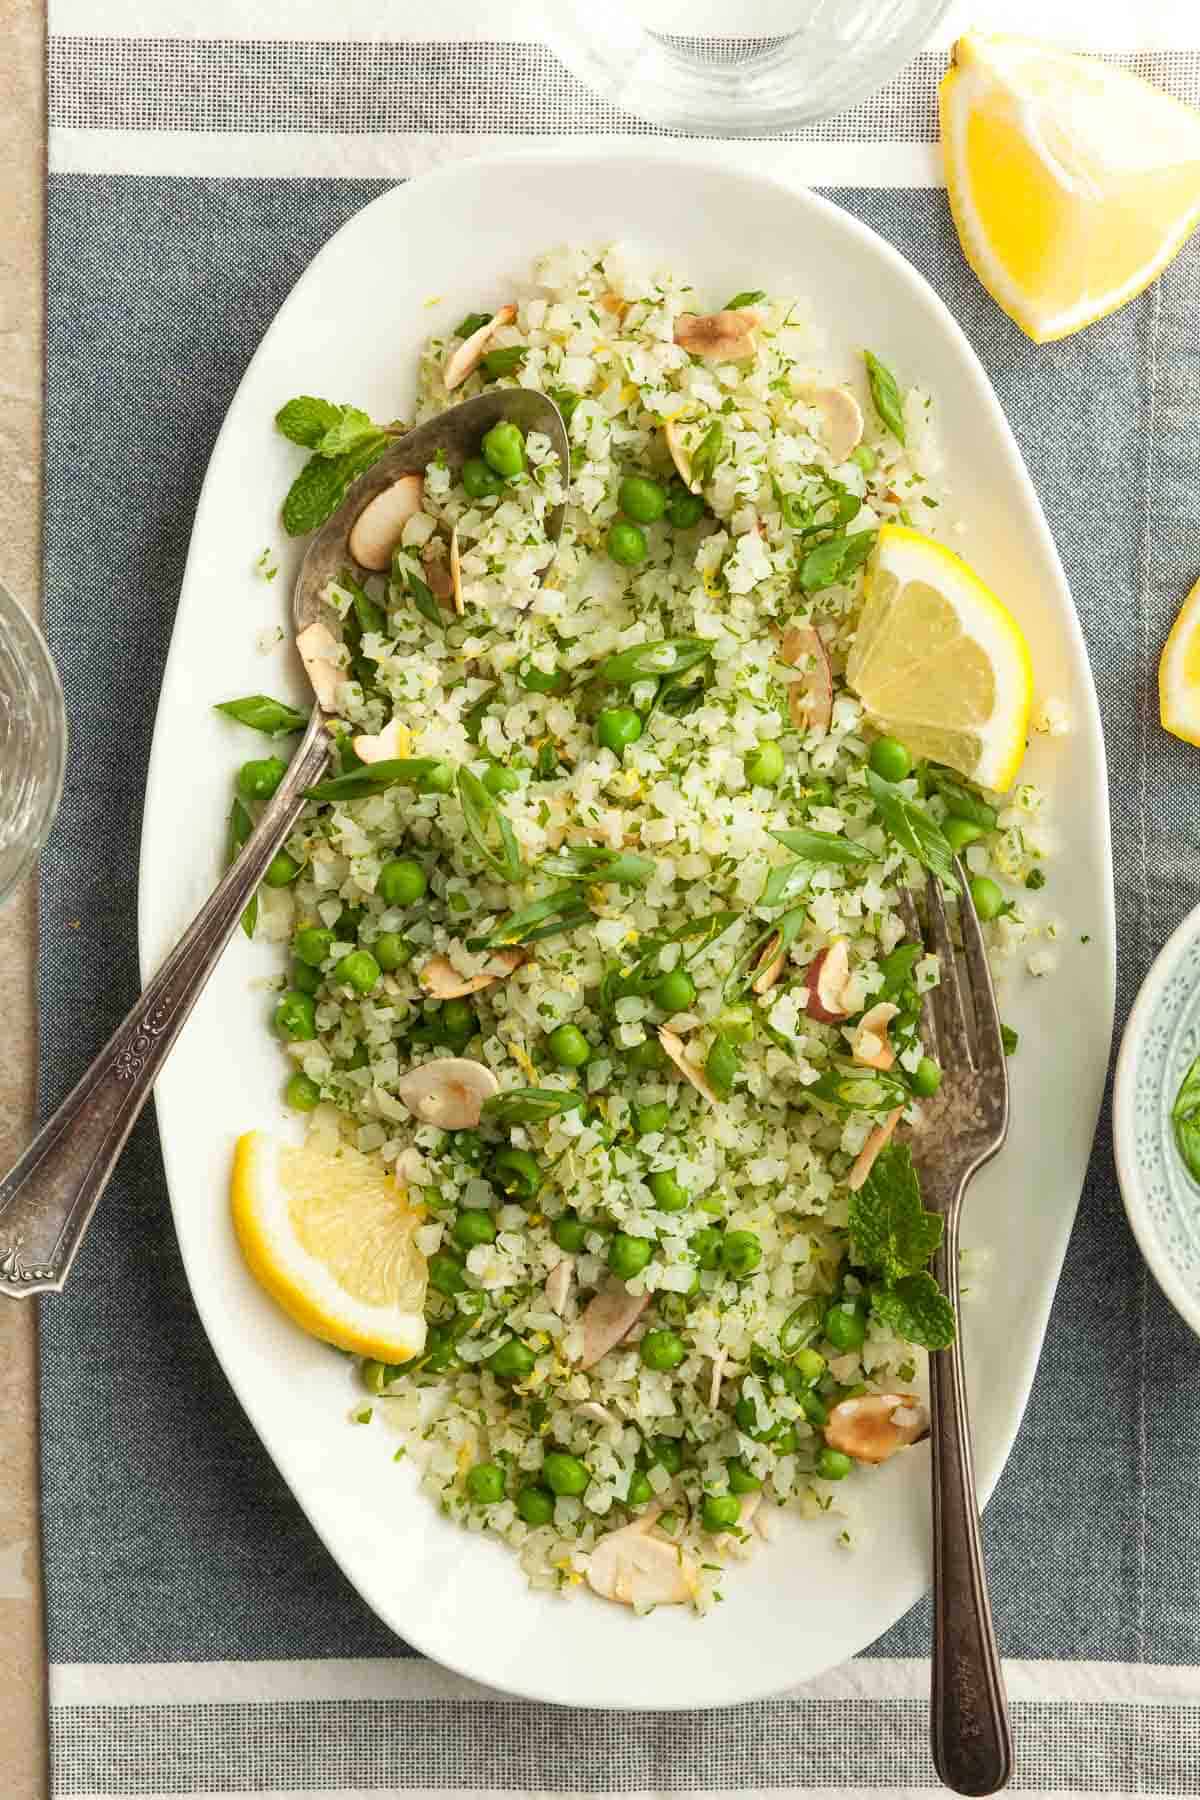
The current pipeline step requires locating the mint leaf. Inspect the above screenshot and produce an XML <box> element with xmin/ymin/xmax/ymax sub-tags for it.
<box><xmin>800</xmin><ymin>528</ymin><xmax>876</xmax><ymax>593</ymax></box>
<box><xmin>454</xmin><ymin>310</ymin><xmax>493</xmax><ymax>339</ymax></box>
<box><xmin>315</xmin><ymin>405</ymin><xmax>377</xmax><ymax>456</ymax></box>
<box><xmin>849</xmin><ymin>1143</ymin><xmax>942</xmax><ymax>1283</ymax></box>
<box><xmin>281</xmin><ymin>434</ymin><xmax>391</xmax><ymax>536</ymax></box>
<box><xmin>866</xmin><ymin>769</ymin><xmax>960</xmax><ymax>893</ymax></box>
<box><xmin>871</xmin><ymin>1273</ymin><xmax>955</xmax><ymax>1349</ymax></box>
<box><xmin>275</xmin><ymin>395</ymin><xmax>343</xmax><ymax>447</ymax></box>
<box><xmin>863</xmin><ymin>350</ymin><xmax>906</xmax><ymax>445</ymax></box>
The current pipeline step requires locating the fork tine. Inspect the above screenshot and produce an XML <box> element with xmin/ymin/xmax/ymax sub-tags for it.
<box><xmin>925</xmin><ymin>872</ymin><xmax>974</xmax><ymax>1070</ymax></box>
<box><xmin>956</xmin><ymin>860</ymin><xmax>1007</xmax><ymax>1076</ymax></box>
<box><xmin>898</xmin><ymin>887</ymin><xmax>939</xmax><ymax>1060</ymax></box>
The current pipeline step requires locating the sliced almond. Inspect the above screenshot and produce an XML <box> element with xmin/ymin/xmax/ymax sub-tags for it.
<box><xmin>657</xmin><ymin>1027</ymin><xmax>721</xmax><ymax>1107</ymax></box>
<box><xmin>674</xmin><ymin>310</ymin><xmax>759</xmax><ymax>362</ymax></box>
<box><xmin>418</xmin><ymin>948</ymin><xmax>525</xmax><ymax>1000</ymax></box>
<box><xmin>352</xmin><ymin>717</ymin><xmax>409</xmax><ymax>765</ymax></box>
<box><xmin>443</xmin><ymin>303</ymin><xmax>518</xmax><ymax>391</ymax></box>
<box><xmin>578</xmin><ymin>1284</ymin><xmax>649</xmax><ymax>1370</ymax></box>
<box><xmin>587</xmin><ymin>1510</ymin><xmax>697</xmax><ymax>1609</ymax></box>
<box><xmin>779</xmin><ymin>624</ymin><xmax>833</xmax><ymax>734</ymax></box>
<box><xmin>806</xmin><ymin>385</ymin><xmax>864</xmax><ymax>464</ymax></box>
<box><xmin>751</xmin><ymin>932</ymin><xmax>786</xmax><ymax>997</ymax></box>
<box><xmin>576</xmin><ymin>1400</ymin><xmax>618</xmax><ymax>1428</ymax></box>
<box><xmin>449</xmin><ymin>525</ymin><xmax>464</xmax><ymax>616</ymax></box>
<box><xmin>804</xmin><ymin>939</ymin><xmax>852</xmax><ymax>1022</ymax></box>
<box><xmin>394</xmin><ymin>1057</ymin><xmax>499</xmax><ymax>1130</ymax></box>
<box><xmin>421</xmin><ymin>541</ymin><xmax>454</xmax><ymax>604</ymax></box>
<box><xmin>296</xmin><ymin>620</ymin><xmax>343</xmax><ymax>713</ymax></box>
<box><xmin>847</xmin><ymin>1106</ymin><xmax>903</xmax><ymax>1192</ymax></box>
<box><xmin>850</xmin><ymin>1001</ymin><xmax>900</xmax><ymax>1071</ymax></box>
<box><xmin>545</xmin><ymin>1256</ymin><xmax>574</xmax><ymax>1317</ymax></box>
<box><xmin>664</xmin><ymin>418</ymin><xmax>698</xmax><ymax>492</ymax></box>
<box><xmin>348</xmin><ymin>474</ymin><xmax>424</xmax><ymax>572</ymax></box>
<box><xmin>708</xmin><ymin>1348</ymin><xmax>726</xmax><ymax>1411</ymax></box>
<box><xmin>598</xmin><ymin>291</ymin><xmax>628</xmax><ymax>318</ymax></box>
<box><xmin>825</xmin><ymin>1392</ymin><xmax>930</xmax><ymax>1465</ymax></box>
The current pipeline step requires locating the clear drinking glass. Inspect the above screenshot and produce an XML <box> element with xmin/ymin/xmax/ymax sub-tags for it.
<box><xmin>0</xmin><ymin>579</ymin><xmax>67</xmax><ymax>906</ymax></box>
<box><xmin>542</xmin><ymin>0</ymin><xmax>951</xmax><ymax>135</ymax></box>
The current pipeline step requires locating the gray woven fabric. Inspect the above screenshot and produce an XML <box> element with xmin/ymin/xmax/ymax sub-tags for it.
<box><xmin>39</xmin><ymin>170</ymin><xmax>1200</xmax><ymax>1683</ymax></box>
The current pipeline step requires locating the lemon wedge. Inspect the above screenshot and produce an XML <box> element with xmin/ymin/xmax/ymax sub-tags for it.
<box><xmin>847</xmin><ymin>524</ymin><xmax>1033</xmax><ymax>792</ymax></box>
<box><xmin>231</xmin><ymin>1131</ymin><xmax>427</xmax><ymax>1362</ymax></box>
<box><xmin>941</xmin><ymin>33</ymin><xmax>1200</xmax><ymax>343</ymax></box>
<box><xmin>1159</xmin><ymin>576</ymin><xmax>1200</xmax><ymax>746</ymax></box>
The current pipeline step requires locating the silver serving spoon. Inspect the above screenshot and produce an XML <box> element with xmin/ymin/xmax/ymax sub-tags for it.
<box><xmin>0</xmin><ymin>390</ymin><xmax>568</xmax><ymax>1299</ymax></box>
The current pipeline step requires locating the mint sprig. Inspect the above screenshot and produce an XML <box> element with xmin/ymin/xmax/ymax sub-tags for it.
<box><xmin>871</xmin><ymin>1272</ymin><xmax>955</xmax><ymax>1350</ymax></box>
<box><xmin>848</xmin><ymin>1144</ymin><xmax>955</xmax><ymax>1350</ymax></box>
<box><xmin>275</xmin><ymin>394</ymin><xmax>395</xmax><ymax>536</ymax></box>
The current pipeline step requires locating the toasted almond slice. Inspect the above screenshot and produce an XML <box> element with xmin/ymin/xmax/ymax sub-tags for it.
<box><xmin>806</xmin><ymin>385</ymin><xmax>864</xmax><ymax>464</ymax></box>
<box><xmin>443</xmin><ymin>303</ymin><xmax>518</xmax><ymax>390</ymax></box>
<box><xmin>545</xmin><ymin>1256</ymin><xmax>574</xmax><ymax>1317</ymax></box>
<box><xmin>348</xmin><ymin>474</ymin><xmax>424</xmax><ymax>572</ymax></box>
<box><xmin>664</xmin><ymin>418</ymin><xmax>698</xmax><ymax>492</ymax></box>
<box><xmin>825</xmin><ymin>1391</ymin><xmax>930</xmax><ymax>1464</ymax></box>
<box><xmin>352</xmin><ymin>717</ymin><xmax>410</xmax><ymax>765</ymax></box>
<box><xmin>419</xmin><ymin>948</ymin><xmax>525</xmax><ymax>1000</ymax></box>
<box><xmin>598</xmin><ymin>291</ymin><xmax>628</xmax><ymax>318</ymax></box>
<box><xmin>421</xmin><ymin>541</ymin><xmax>454</xmax><ymax>604</ymax></box>
<box><xmin>657</xmin><ymin>1027</ymin><xmax>721</xmax><ymax>1106</ymax></box>
<box><xmin>587</xmin><ymin>1512</ymin><xmax>697</xmax><ymax>1609</ymax></box>
<box><xmin>576</xmin><ymin>1399</ymin><xmax>619</xmax><ymax>1428</ymax></box>
<box><xmin>296</xmin><ymin>621</ymin><xmax>343</xmax><ymax>712</ymax></box>
<box><xmin>449</xmin><ymin>525</ymin><xmax>464</xmax><ymax>616</ymax></box>
<box><xmin>847</xmin><ymin>1106</ymin><xmax>903</xmax><ymax>1192</ymax></box>
<box><xmin>394</xmin><ymin>1057</ymin><xmax>499</xmax><ymax>1130</ymax></box>
<box><xmin>850</xmin><ymin>1001</ymin><xmax>900</xmax><ymax>1071</ymax></box>
<box><xmin>674</xmin><ymin>310</ymin><xmax>759</xmax><ymax>362</ymax></box>
<box><xmin>708</xmin><ymin>1348</ymin><xmax>726</xmax><ymax>1411</ymax></box>
<box><xmin>804</xmin><ymin>939</ymin><xmax>852</xmax><ymax>1022</ymax></box>
<box><xmin>578</xmin><ymin>1284</ymin><xmax>649</xmax><ymax>1370</ymax></box>
<box><xmin>751</xmin><ymin>932</ymin><xmax>786</xmax><ymax>997</ymax></box>
<box><xmin>779</xmin><ymin>624</ymin><xmax>834</xmax><ymax>733</ymax></box>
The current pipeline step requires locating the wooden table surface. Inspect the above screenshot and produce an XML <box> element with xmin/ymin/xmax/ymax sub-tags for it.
<box><xmin>1</xmin><ymin>1</ymin><xmax>51</xmax><ymax>1794</ymax></box>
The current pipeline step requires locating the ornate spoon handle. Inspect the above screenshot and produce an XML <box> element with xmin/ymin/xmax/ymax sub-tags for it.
<box><xmin>0</xmin><ymin>717</ymin><xmax>330</xmax><ymax>1299</ymax></box>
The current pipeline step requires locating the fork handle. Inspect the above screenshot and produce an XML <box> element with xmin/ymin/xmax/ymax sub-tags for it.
<box><xmin>0</xmin><ymin>714</ymin><xmax>331</xmax><ymax>1300</ymax></box>
<box><xmin>929</xmin><ymin>1216</ymin><xmax>1013</xmax><ymax>1795</ymax></box>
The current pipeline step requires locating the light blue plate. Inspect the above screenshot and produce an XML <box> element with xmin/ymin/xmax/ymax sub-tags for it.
<box><xmin>1115</xmin><ymin>902</ymin><xmax>1200</xmax><ymax>1337</ymax></box>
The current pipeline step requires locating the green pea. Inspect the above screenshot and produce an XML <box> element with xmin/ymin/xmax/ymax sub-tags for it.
<box><xmin>705</xmin><ymin>1033</ymin><xmax>740</xmax><ymax>1100</ymax></box>
<box><xmin>626</xmin><ymin>1036</ymin><xmax>666</xmax><ymax>1072</ymax></box>
<box><xmin>291</xmin><ymin>958</ymin><xmax>321</xmax><ymax>996</ymax></box>
<box><xmin>481</xmin><ymin>420</ymin><xmax>526</xmax><ymax>479</ymax></box>
<box><xmin>596</xmin><ymin>706</ymin><xmax>643</xmax><ymax>755</ymax></box>
<box><xmin>519</xmin><ymin>657</ymin><xmax>569</xmax><ymax>695</ymax></box>
<box><xmin>377</xmin><ymin>857</ymin><xmax>426</xmax><ymax>907</ymax></box>
<box><xmin>237</xmin><ymin>756</ymin><xmax>287</xmax><ymax>803</ymax></box>
<box><xmin>745</xmin><ymin>741</ymin><xmax>784</xmax><ymax>787</ymax></box>
<box><xmin>823</xmin><ymin>1300</ymin><xmax>867</xmax><ymax>1352</ymax></box>
<box><xmin>492</xmin><ymin>1146</ymin><xmax>541</xmax><ymax>1202</ymax></box>
<box><xmin>274</xmin><ymin>990</ymin><xmax>316</xmax><ymax>1041</ymax></box>
<box><xmin>482</xmin><ymin>762</ymin><xmax>521</xmax><ymax>795</ymax></box>
<box><xmin>911</xmin><ymin>1056</ymin><xmax>942</xmax><ymax>1098</ymax></box>
<box><xmin>294</xmin><ymin>925</ymin><xmax>334</xmax><ymax>967</ymax></box>
<box><xmin>943</xmin><ymin>817</ymin><xmax>984</xmax><ymax>854</ymax></box>
<box><xmin>652</xmin><ymin>967</ymin><xmax>696</xmax><ymax>1013</ymax></box>
<box><xmin>547</xmin><ymin>1023</ymin><xmax>590</xmax><ymax>1068</ymax></box>
<box><xmin>645</xmin><ymin>1436</ymin><xmax>684</xmax><ymax>1475</ymax></box>
<box><xmin>462</xmin><ymin>455</ymin><xmax>505</xmax><ymax>499</ymax></box>
<box><xmin>816</xmin><ymin>1447</ymin><xmax>852</xmax><ymax>1481</ymax></box>
<box><xmin>869</xmin><ymin>736</ymin><xmax>912</xmax><ymax>782</ymax></box>
<box><xmin>285</xmin><ymin>1071</ymin><xmax>321</xmax><ymax>1111</ymax></box>
<box><xmin>727</xmin><ymin>1457</ymin><xmax>762</xmax><ymax>1495</ymax></box>
<box><xmin>691</xmin><ymin>1225</ymin><xmax>723</xmax><ymax>1270</ymax></box>
<box><xmin>516</xmin><ymin>1485</ymin><xmax>555</xmax><ymax>1525</ymax></box>
<box><xmin>970</xmin><ymin>875</ymin><xmax>1005</xmax><ymax>922</ymax></box>
<box><xmin>647</xmin><ymin>1169</ymin><xmax>688</xmax><ymax>1213</ymax></box>
<box><xmin>429</xmin><ymin>1252</ymin><xmax>467</xmax><ymax>1297</ymax></box>
<box><xmin>800</xmin><ymin>1390</ymin><xmax>829</xmax><ymax>1428</ymax></box>
<box><xmin>415</xmin><ymin>760</ymin><xmax>455</xmax><ymax>795</ymax></box>
<box><xmin>607</xmin><ymin>521</ymin><xmax>648</xmax><ymax>567</ymax></box>
<box><xmin>553</xmin><ymin>1213</ymin><xmax>587</xmax><ymax>1253</ymax></box>
<box><xmin>618</xmin><ymin>474</ymin><xmax>667</xmax><ymax>523</ymax></box>
<box><xmin>373</xmin><ymin>932</ymin><xmax>412</xmax><ymax>971</ymax></box>
<box><xmin>609</xmin><ymin>1232</ymin><xmax>653</xmax><ymax>1280</ymax></box>
<box><xmin>487</xmin><ymin>1339</ymin><xmax>536</xmax><ymax>1382</ymax></box>
<box><xmin>264</xmin><ymin>850</ymin><xmax>301</xmax><ymax>888</ymax></box>
<box><xmin>465</xmin><ymin>1461</ymin><xmax>505</xmax><ymax>1504</ymax></box>
<box><xmin>791</xmin><ymin>1347</ymin><xmax>826</xmax><ymax>1387</ymax></box>
<box><xmin>640</xmin><ymin>1328</ymin><xmax>686</xmax><ymax>1372</ymax></box>
<box><xmin>334</xmin><ymin>949</ymin><xmax>381</xmax><ymax>994</ymax></box>
<box><xmin>627</xmin><ymin>1468</ymin><xmax>654</xmax><ymax>1507</ymax></box>
<box><xmin>442</xmin><ymin>998</ymin><xmax>475</xmax><ymax>1043</ymax></box>
<box><xmin>633</xmin><ymin>1101</ymin><xmax>670</xmax><ymax>1137</ymax></box>
<box><xmin>721</xmin><ymin>1230</ymin><xmax>762</xmax><ymax>1278</ymax></box>
<box><xmin>542</xmin><ymin>1451</ymin><xmax>590</xmax><ymax>1497</ymax></box>
<box><xmin>850</xmin><ymin>444</ymin><xmax>877</xmax><ymax>473</ymax></box>
<box><xmin>451</xmin><ymin>1210</ymin><xmax>496</xmax><ymax>1250</ymax></box>
<box><xmin>665</xmin><ymin>483</ymin><xmax>705</xmax><ymax>529</ymax></box>
<box><xmin>702</xmin><ymin>1493</ymin><xmax>742</xmax><ymax>1531</ymax></box>
<box><xmin>775</xmin><ymin>1425</ymin><xmax>799</xmax><ymax>1453</ymax></box>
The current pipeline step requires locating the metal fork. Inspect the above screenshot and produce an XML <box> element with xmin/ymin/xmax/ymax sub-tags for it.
<box><xmin>900</xmin><ymin>868</ymin><xmax>1013</xmax><ymax>1796</ymax></box>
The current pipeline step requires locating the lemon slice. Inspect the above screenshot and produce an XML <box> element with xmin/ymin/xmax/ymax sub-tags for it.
<box><xmin>847</xmin><ymin>524</ymin><xmax>1033</xmax><ymax>791</ymax></box>
<box><xmin>231</xmin><ymin>1131</ymin><xmax>427</xmax><ymax>1361</ymax></box>
<box><xmin>1159</xmin><ymin>577</ymin><xmax>1200</xmax><ymax>746</ymax></box>
<box><xmin>941</xmin><ymin>33</ymin><xmax>1200</xmax><ymax>343</ymax></box>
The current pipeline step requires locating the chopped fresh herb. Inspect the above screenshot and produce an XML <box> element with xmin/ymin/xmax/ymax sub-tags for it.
<box><xmin>391</xmin><ymin>553</ymin><xmax>444</xmax><ymax>630</ymax></box>
<box><xmin>305</xmin><ymin>758</ymin><xmax>451</xmax><ymax>802</ymax></box>
<box><xmin>598</xmin><ymin>637</ymin><xmax>713</xmax><ymax>686</ymax></box>
<box><xmin>1001</xmin><ymin>1024</ymin><xmax>1019</xmax><ymax>1056</ymax></box>
<box><xmin>462</xmin><ymin>685</ymin><xmax>497</xmax><ymax>745</ymax></box>
<box><xmin>866</xmin><ymin>769</ymin><xmax>960</xmax><ymax>892</ymax></box>
<box><xmin>539</xmin><ymin>846</ymin><xmax>655</xmax><ymax>887</ymax></box>
<box><xmin>457</xmin><ymin>767</ymin><xmax>523</xmax><ymax>882</ymax></box>
<box><xmin>769</xmin><ymin>826</ymin><xmax>873</xmax><ymax>866</ymax></box>
<box><xmin>548</xmin><ymin>386</ymin><xmax>581</xmax><ymax>425</ymax></box>
<box><xmin>454</xmin><ymin>310</ymin><xmax>493</xmax><ymax>339</ymax></box>
<box><xmin>863</xmin><ymin>350</ymin><xmax>907</xmax><ymax>445</ymax></box>
<box><xmin>803</xmin><ymin>1061</ymin><xmax>911</xmax><ymax>1116</ymax></box>
<box><xmin>688</xmin><ymin>421</ymin><xmax>724</xmax><ymax>489</ymax></box>
<box><xmin>877</xmin><ymin>942</ymin><xmax>922</xmax><ymax>1000</ymax></box>
<box><xmin>226</xmin><ymin>795</ymin><xmax>257</xmax><ymax>939</ymax></box>
<box><xmin>1025</xmin><ymin>867</ymin><xmax>1046</xmax><ymax>890</ymax></box>
<box><xmin>215</xmin><ymin>694</ymin><xmax>307</xmax><ymax>737</ymax></box>
<box><xmin>724</xmin><ymin>289</ymin><xmax>766</xmax><ymax>310</ymax></box>
<box><xmin>467</xmin><ymin>887</ymin><xmax>591</xmax><ymax>950</ymax></box>
<box><xmin>481</xmin><ymin>1088</ymin><xmax>586</xmax><ymax>1127</ymax></box>
<box><xmin>799</xmin><ymin>528</ymin><xmax>876</xmax><ymax>593</ymax></box>
<box><xmin>724</xmin><ymin>904</ymin><xmax>807</xmax><ymax>1002</ymax></box>
<box><xmin>481</xmin><ymin>345</ymin><xmax>529</xmax><ymax>379</ymax></box>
